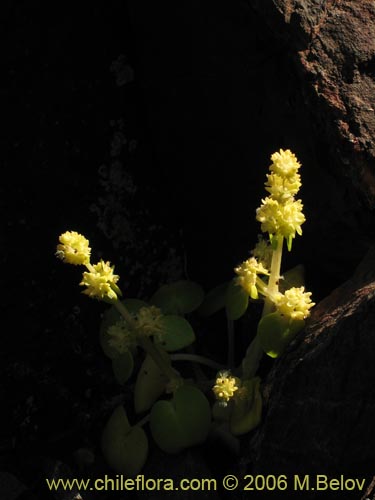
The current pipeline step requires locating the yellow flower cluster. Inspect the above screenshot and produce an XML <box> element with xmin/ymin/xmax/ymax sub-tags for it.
<box><xmin>274</xmin><ymin>286</ymin><xmax>315</xmax><ymax>321</ymax></box>
<box><xmin>251</xmin><ymin>235</ymin><xmax>272</xmax><ymax>270</ymax></box>
<box><xmin>256</xmin><ymin>198</ymin><xmax>305</xmax><ymax>239</ymax></box>
<box><xmin>108</xmin><ymin>306</ymin><xmax>164</xmax><ymax>354</ymax></box>
<box><xmin>268</xmin><ymin>149</ymin><xmax>301</xmax><ymax>177</ymax></box>
<box><xmin>234</xmin><ymin>257</ymin><xmax>269</xmax><ymax>299</ymax></box>
<box><xmin>80</xmin><ymin>260</ymin><xmax>121</xmax><ymax>301</ymax></box>
<box><xmin>256</xmin><ymin>149</ymin><xmax>305</xmax><ymax>245</ymax></box>
<box><xmin>56</xmin><ymin>231</ymin><xmax>91</xmax><ymax>265</ymax></box>
<box><xmin>135</xmin><ymin>306</ymin><xmax>164</xmax><ymax>340</ymax></box>
<box><xmin>108</xmin><ymin>319</ymin><xmax>136</xmax><ymax>354</ymax></box>
<box><xmin>56</xmin><ymin>231</ymin><xmax>122</xmax><ymax>302</ymax></box>
<box><xmin>213</xmin><ymin>371</ymin><xmax>239</xmax><ymax>404</ymax></box>
<box><xmin>265</xmin><ymin>173</ymin><xmax>301</xmax><ymax>202</ymax></box>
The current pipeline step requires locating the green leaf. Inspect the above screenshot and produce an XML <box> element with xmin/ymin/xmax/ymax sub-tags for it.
<box><xmin>100</xmin><ymin>299</ymin><xmax>148</xmax><ymax>359</ymax></box>
<box><xmin>112</xmin><ymin>351</ymin><xmax>134</xmax><ymax>385</ymax></box>
<box><xmin>225</xmin><ymin>279</ymin><xmax>249</xmax><ymax>320</ymax></box>
<box><xmin>197</xmin><ymin>282</ymin><xmax>229</xmax><ymax>317</ymax></box>
<box><xmin>101</xmin><ymin>406</ymin><xmax>148</xmax><ymax>476</ymax></box>
<box><xmin>230</xmin><ymin>378</ymin><xmax>262</xmax><ymax>436</ymax></box>
<box><xmin>150</xmin><ymin>385</ymin><xmax>211</xmax><ymax>454</ymax></box>
<box><xmin>150</xmin><ymin>280</ymin><xmax>204</xmax><ymax>315</ymax></box>
<box><xmin>257</xmin><ymin>312</ymin><xmax>304</xmax><ymax>358</ymax></box>
<box><xmin>134</xmin><ymin>350</ymin><xmax>170</xmax><ymax>414</ymax></box>
<box><xmin>175</xmin><ymin>385</ymin><xmax>211</xmax><ymax>446</ymax></box>
<box><xmin>158</xmin><ymin>315</ymin><xmax>195</xmax><ymax>352</ymax></box>
<box><xmin>149</xmin><ymin>400</ymin><xmax>186</xmax><ymax>454</ymax></box>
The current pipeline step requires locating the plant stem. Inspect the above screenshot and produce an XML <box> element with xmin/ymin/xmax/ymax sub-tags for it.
<box><xmin>135</xmin><ymin>414</ymin><xmax>150</xmax><ymax>428</ymax></box>
<box><xmin>241</xmin><ymin>235</ymin><xmax>284</xmax><ymax>379</ymax></box>
<box><xmin>263</xmin><ymin>235</ymin><xmax>284</xmax><ymax>316</ymax></box>
<box><xmin>227</xmin><ymin>318</ymin><xmax>235</xmax><ymax>368</ymax></box>
<box><xmin>138</xmin><ymin>335</ymin><xmax>178</xmax><ymax>382</ymax></box>
<box><xmin>170</xmin><ymin>353</ymin><xmax>225</xmax><ymax>371</ymax></box>
<box><xmin>113</xmin><ymin>300</ymin><xmax>178</xmax><ymax>383</ymax></box>
<box><xmin>113</xmin><ymin>300</ymin><xmax>137</xmax><ymax>329</ymax></box>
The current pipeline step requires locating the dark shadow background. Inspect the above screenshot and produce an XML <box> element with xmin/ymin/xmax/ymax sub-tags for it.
<box><xmin>2</xmin><ymin>1</ymin><xmax>374</xmax><ymax>499</ymax></box>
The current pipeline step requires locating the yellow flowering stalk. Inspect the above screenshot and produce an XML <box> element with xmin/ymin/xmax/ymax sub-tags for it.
<box><xmin>56</xmin><ymin>231</ymin><xmax>178</xmax><ymax>385</ymax></box>
<box><xmin>237</xmin><ymin>149</ymin><xmax>314</xmax><ymax>379</ymax></box>
<box><xmin>56</xmin><ymin>230</ymin><xmax>91</xmax><ymax>265</ymax></box>
<box><xmin>256</xmin><ymin>149</ymin><xmax>306</xmax><ymax>251</ymax></box>
<box><xmin>213</xmin><ymin>371</ymin><xmax>239</xmax><ymax>405</ymax></box>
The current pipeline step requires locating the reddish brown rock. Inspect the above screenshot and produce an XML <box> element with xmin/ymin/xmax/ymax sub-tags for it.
<box><xmin>251</xmin><ymin>0</ymin><xmax>375</xmax><ymax>206</ymax></box>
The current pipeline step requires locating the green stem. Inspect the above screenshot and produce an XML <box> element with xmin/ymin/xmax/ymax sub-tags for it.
<box><xmin>170</xmin><ymin>353</ymin><xmax>225</xmax><ymax>371</ymax></box>
<box><xmin>113</xmin><ymin>299</ymin><xmax>137</xmax><ymax>329</ymax></box>
<box><xmin>227</xmin><ymin>318</ymin><xmax>235</xmax><ymax>368</ymax></box>
<box><xmin>135</xmin><ymin>414</ymin><xmax>150</xmax><ymax>428</ymax></box>
<box><xmin>263</xmin><ymin>235</ymin><xmax>284</xmax><ymax>316</ymax></box>
<box><xmin>113</xmin><ymin>300</ymin><xmax>178</xmax><ymax>383</ymax></box>
<box><xmin>241</xmin><ymin>235</ymin><xmax>284</xmax><ymax>379</ymax></box>
<box><xmin>138</xmin><ymin>335</ymin><xmax>178</xmax><ymax>382</ymax></box>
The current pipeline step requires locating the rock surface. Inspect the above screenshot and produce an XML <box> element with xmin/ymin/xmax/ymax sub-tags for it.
<box><xmin>250</xmin><ymin>0</ymin><xmax>375</xmax><ymax>206</ymax></box>
<box><xmin>244</xmin><ymin>245</ymin><xmax>375</xmax><ymax>496</ymax></box>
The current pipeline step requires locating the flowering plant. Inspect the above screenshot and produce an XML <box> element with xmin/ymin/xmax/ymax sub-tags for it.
<box><xmin>56</xmin><ymin>149</ymin><xmax>314</xmax><ymax>475</ymax></box>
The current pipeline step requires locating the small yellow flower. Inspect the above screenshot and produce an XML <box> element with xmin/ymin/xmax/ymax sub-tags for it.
<box><xmin>56</xmin><ymin>231</ymin><xmax>91</xmax><ymax>265</ymax></box>
<box><xmin>269</xmin><ymin>149</ymin><xmax>301</xmax><ymax>178</ymax></box>
<box><xmin>234</xmin><ymin>257</ymin><xmax>269</xmax><ymax>299</ymax></box>
<box><xmin>80</xmin><ymin>260</ymin><xmax>121</xmax><ymax>301</ymax></box>
<box><xmin>274</xmin><ymin>286</ymin><xmax>315</xmax><ymax>321</ymax></box>
<box><xmin>256</xmin><ymin>197</ymin><xmax>305</xmax><ymax>239</ymax></box>
<box><xmin>213</xmin><ymin>371</ymin><xmax>239</xmax><ymax>404</ymax></box>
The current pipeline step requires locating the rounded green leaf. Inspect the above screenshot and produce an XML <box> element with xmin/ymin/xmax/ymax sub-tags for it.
<box><xmin>100</xmin><ymin>299</ymin><xmax>148</xmax><ymax>359</ymax></box>
<box><xmin>225</xmin><ymin>279</ymin><xmax>249</xmax><ymax>320</ymax></box>
<box><xmin>175</xmin><ymin>385</ymin><xmax>211</xmax><ymax>446</ymax></box>
<box><xmin>197</xmin><ymin>282</ymin><xmax>229</xmax><ymax>317</ymax></box>
<box><xmin>134</xmin><ymin>351</ymin><xmax>170</xmax><ymax>414</ymax></box>
<box><xmin>150</xmin><ymin>280</ymin><xmax>204</xmax><ymax>315</ymax></box>
<box><xmin>101</xmin><ymin>406</ymin><xmax>148</xmax><ymax>476</ymax></box>
<box><xmin>149</xmin><ymin>400</ymin><xmax>186</xmax><ymax>454</ymax></box>
<box><xmin>112</xmin><ymin>351</ymin><xmax>134</xmax><ymax>385</ymax></box>
<box><xmin>257</xmin><ymin>312</ymin><xmax>304</xmax><ymax>358</ymax></box>
<box><xmin>158</xmin><ymin>315</ymin><xmax>195</xmax><ymax>352</ymax></box>
<box><xmin>150</xmin><ymin>385</ymin><xmax>211</xmax><ymax>454</ymax></box>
